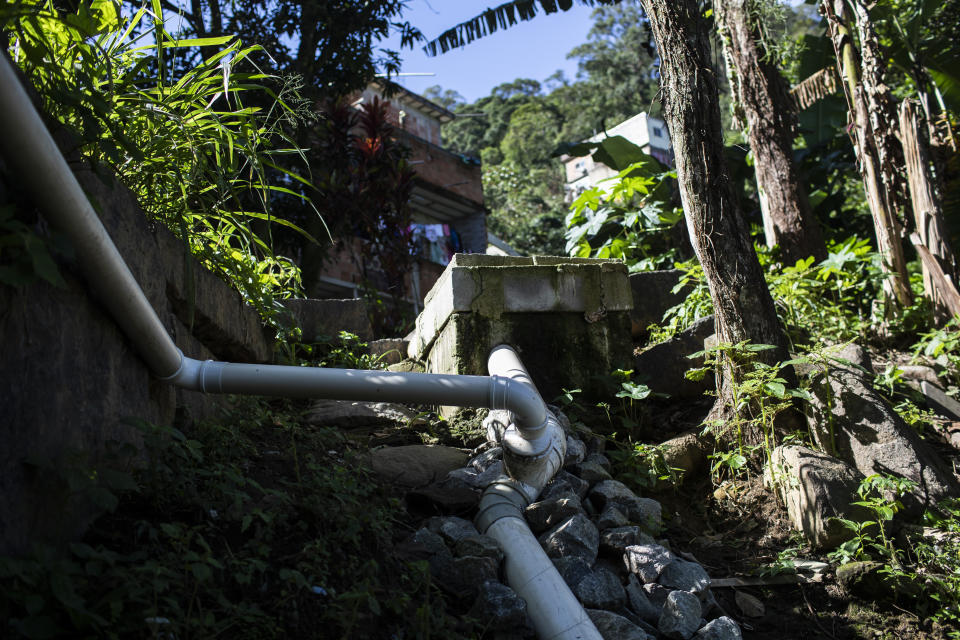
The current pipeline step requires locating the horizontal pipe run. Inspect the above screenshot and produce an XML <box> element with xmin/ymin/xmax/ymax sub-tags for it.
<box><xmin>165</xmin><ymin>354</ymin><xmax>541</xmax><ymax>415</ymax></box>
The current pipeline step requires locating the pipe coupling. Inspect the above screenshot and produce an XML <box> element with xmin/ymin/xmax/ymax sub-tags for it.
<box><xmin>475</xmin><ymin>479</ymin><xmax>530</xmax><ymax>534</ymax></box>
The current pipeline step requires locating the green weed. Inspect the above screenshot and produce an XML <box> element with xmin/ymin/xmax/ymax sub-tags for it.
<box><xmin>0</xmin><ymin>400</ymin><xmax>473</xmax><ymax>639</ymax></box>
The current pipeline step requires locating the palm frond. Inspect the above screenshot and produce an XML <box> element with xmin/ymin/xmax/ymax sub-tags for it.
<box><xmin>422</xmin><ymin>0</ymin><xmax>621</xmax><ymax>56</ymax></box>
<box><xmin>791</xmin><ymin>66</ymin><xmax>839</xmax><ymax>111</ymax></box>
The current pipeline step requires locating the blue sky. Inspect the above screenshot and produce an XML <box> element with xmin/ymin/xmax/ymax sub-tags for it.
<box><xmin>378</xmin><ymin>0</ymin><xmax>598</xmax><ymax>103</ymax></box>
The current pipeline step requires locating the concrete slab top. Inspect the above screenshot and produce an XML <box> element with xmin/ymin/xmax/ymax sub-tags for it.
<box><xmin>409</xmin><ymin>254</ymin><xmax>633</xmax><ymax>359</ymax></box>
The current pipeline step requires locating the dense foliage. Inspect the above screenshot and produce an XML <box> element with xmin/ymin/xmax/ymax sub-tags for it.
<box><xmin>0</xmin><ymin>397</ymin><xmax>476</xmax><ymax>639</ymax></box>
<box><xmin>2</xmin><ymin>0</ymin><xmax>317</xmax><ymax>328</ymax></box>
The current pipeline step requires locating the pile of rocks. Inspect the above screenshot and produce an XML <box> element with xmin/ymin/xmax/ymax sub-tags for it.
<box><xmin>399</xmin><ymin>421</ymin><xmax>742</xmax><ymax>640</ymax></box>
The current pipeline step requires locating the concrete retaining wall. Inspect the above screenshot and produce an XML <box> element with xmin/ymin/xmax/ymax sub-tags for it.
<box><xmin>0</xmin><ymin>161</ymin><xmax>273</xmax><ymax>554</ymax></box>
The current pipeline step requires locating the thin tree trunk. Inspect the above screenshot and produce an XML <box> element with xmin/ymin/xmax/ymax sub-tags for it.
<box><xmin>716</xmin><ymin>0</ymin><xmax>827</xmax><ymax>265</ymax></box>
<box><xmin>900</xmin><ymin>100</ymin><xmax>960</xmax><ymax>318</ymax></box>
<box><xmin>821</xmin><ymin>0</ymin><xmax>913</xmax><ymax>309</ymax></box>
<box><xmin>640</xmin><ymin>0</ymin><xmax>790</xmax><ymax>408</ymax></box>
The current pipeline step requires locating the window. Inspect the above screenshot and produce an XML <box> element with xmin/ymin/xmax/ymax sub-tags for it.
<box><xmin>652</xmin><ymin>127</ymin><xmax>663</xmax><ymax>138</ymax></box>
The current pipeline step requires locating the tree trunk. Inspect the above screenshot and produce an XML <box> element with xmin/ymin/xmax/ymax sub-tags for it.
<box><xmin>821</xmin><ymin>0</ymin><xmax>913</xmax><ymax>309</ymax></box>
<box><xmin>639</xmin><ymin>0</ymin><xmax>790</xmax><ymax>411</ymax></box>
<box><xmin>716</xmin><ymin>0</ymin><xmax>827</xmax><ymax>266</ymax></box>
<box><xmin>899</xmin><ymin>100</ymin><xmax>960</xmax><ymax>318</ymax></box>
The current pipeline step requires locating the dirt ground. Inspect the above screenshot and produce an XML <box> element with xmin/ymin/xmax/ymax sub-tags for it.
<box><xmin>653</xmin><ymin>476</ymin><xmax>953</xmax><ymax>639</ymax></box>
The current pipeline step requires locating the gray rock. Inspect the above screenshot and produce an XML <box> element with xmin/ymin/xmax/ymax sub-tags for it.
<box><xmin>471</xmin><ymin>581</ymin><xmax>532</xmax><ymax>633</ymax></box>
<box><xmin>734</xmin><ymin>590</ymin><xmax>764</xmax><ymax>618</ymax></box>
<box><xmin>541</xmin><ymin>471</ymin><xmax>590</xmax><ymax>501</ymax></box>
<box><xmin>898</xmin><ymin>365</ymin><xmax>941</xmax><ymax>386</ymax></box>
<box><xmin>555</xmin><ymin>557</ymin><xmax>633</xmax><ymax>622</ymax></box>
<box><xmin>565</xmin><ymin>436</ymin><xmax>587</xmax><ymax>467</ymax></box>
<box><xmin>836</xmin><ymin>560</ymin><xmax>921</xmax><ymax>601</ymax></box>
<box><xmin>699</xmin><ymin>589</ymin><xmax>720</xmax><ymax>619</ymax></box>
<box><xmin>658</xmin><ymin>589</ymin><xmax>702</xmax><ymax>640</ymax></box>
<box><xmin>549</xmin><ymin>405</ymin><xmax>573</xmax><ymax>432</ymax></box>
<box><xmin>430</xmin><ymin>516</ymin><xmax>479</xmax><ymax>544</ymax></box>
<box><xmin>590</xmin><ymin>479</ymin><xmax>639</xmax><ymax>511</ymax></box>
<box><xmin>589</xmin><ymin>480</ymin><xmax>662</xmax><ymax>532</ymax></box>
<box><xmin>526</xmin><ymin>496</ymin><xmax>585</xmax><ymax>534</ymax></box>
<box><xmin>624</xmin><ymin>543</ymin><xmax>676</xmax><ymax>583</ymax></box>
<box><xmin>575</xmin><ymin>459</ymin><xmax>614</xmax><ymax>485</ymax></box>
<box><xmin>476</xmin><ymin>460</ymin><xmax>508</xmax><ymax>487</ymax></box>
<box><xmin>629</xmin><ymin>269</ymin><xmax>689</xmax><ymax>339</ymax></box>
<box><xmin>396</xmin><ymin>529</ymin><xmax>462</xmax><ymax>597</ymax></box>
<box><xmin>584</xmin><ymin>452</ymin><xmax>612</xmax><ymax>470</ymax></box>
<box><xmin>643</xmin><ymin>582</ymin><xmax>671</xmax><ymax>609</ymax></box>
<box><xmin>765</xmin><ymin>445</ymin><xmax>869</xmax><ymax>549</ymax></box>
<box><xmin>396</xmin><ymin>528</ymin><xmax>497</xmax><ymax>599</ymax></box>
<box><xmin>597</xmin><ymin>506</ymin><xmax>631</xmax><ymax>530</ymax></box>
<box><xmin>661</xmin><ymin>431</ymin><xmax>709</xmax><ymax>480</ymax></box>
<box><xmin>575</xmin><ymin>565</ymin><xmax>627</xmax><ymax>610</ymax></box>
<box><xmin>587</xmin><ymin>609</ymin><xmax>655</xmax><ymax>640</ymax></box>
<box><xmin>920</xmin><ymin>380</ymin><xmax>960</xmax><ymax>421</ymax></box>
<box><xmin>632</xmin><ymin>498</ymin><xmax>662</xmax><ymax>534</ymax></box>
<box><xmin>634</xmin><ymin>315</ymin><xmax>716</xmax><ymax>399</ymax></box>
<box><xmin>585</xmin><ymin>435</ymin><xmax>607</xmax><ymax>455</ymax></box>
<box><xmin>468</xmin><ymin>446</ymin><xmax>503</xmax><ymax>473</ymax></box>
<box><xmin>626</xmin><ymin>573</ymin><xmax>661</xmax><ymax>622</ymax></box>
<box><xmin>453</xmin><ymin>555</ymin><xmax>499</xmax><ymax>594</ymax></box>
<box><xmin>539</xmin><ymin>514</ymin><xmax>600</xmax><ymax>564</ymax></box>
<box><xmin>406</xmin><ymin>477</ymin><xmax>480</xmax><ymax>512</ymax></box>
<box><xmin>805</xmin><ymin>344</ymin><xmax>959</xmax><ymax>509</ymax></box>
<box><xmin>446</xmin><ymin>466</ymin><xmax>482</xmax><ymax>488</ymax></box>
<box><xmin>454</xmin><ymin>535</ymin><xmax>504</xmax><ymax>564</ymax></box>
<box><xmin>367</xmin><ymin>338</ymin><xmax>408</xmax><ymax>366</ymax></box>
<box><xmin>370</xmin><ymin>445</ymin><xmax>468</xmax><ymax>487</ymax></box>
<box><xmin>399</xmin><ymin>527</ymin><xmax>449</xmax><ymax>559</ymax></box>
<box><xmin>306</xmin><ymin>399</ymin><xmax>420</xmax><ymax>428</ymax></box>
<box><xmin>693</xmin><ymin>616</ymin><xmax>743</xmax><ymax>640</ymax></box>
<box><xmin>552</xmin><ymin>556</ymin><xmax>594</xmax><ymax>591</ymax></box>
<box><xmin>560</xmin><ymin>470</ymin><xmax>592</xmax><ymax>498</ymax></box>
<box><xmin>602</xmin><ymin>526</ymin><xmax>656</xmax><ymax>556</ymax></box>
<box><xmin>658</xmin><ymin>559</ymin><xmax>711</xmax><ymax>594</ymax></box>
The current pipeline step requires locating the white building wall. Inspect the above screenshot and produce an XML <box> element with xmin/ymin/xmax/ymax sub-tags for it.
<box><xmin>562</xmin><ymin>112</ymin><xmax>673</xmax><ymax>201</ymax></box>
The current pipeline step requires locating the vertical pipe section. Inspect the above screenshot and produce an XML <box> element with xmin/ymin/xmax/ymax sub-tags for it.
<box><xmin>489</xmin><ymin>517</ymin><xmax>604</xmax><ymax>640</ymax></box>
<box><xmin>0</xmin><ymin>53</ymin><xmax>183</xmax><ymax>377</ymax></box>
<box><xmin>480</xmin><ymin>346</ymin><xmax>603</xmax><ymax>640</ymax></box>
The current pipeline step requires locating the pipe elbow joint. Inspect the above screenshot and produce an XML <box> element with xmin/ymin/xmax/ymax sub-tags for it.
<box><xmin>489</xmin><ymin>375</ymin><xmax>547</xmax><ymax>438</ymax></box>
<box><xmin>157</xmin><ymin>351</ymin><xmax>224</xmax><ymax>393</ymax></box>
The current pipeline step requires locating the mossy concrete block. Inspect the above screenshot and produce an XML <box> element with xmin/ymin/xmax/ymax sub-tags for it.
<box><xmin>409</xmin><ymin>255</ymin><xmax>634</xmax><ymax>365</ymax></box>
<box><xmin>427</xmin><ymin>310</ymin><xmax>633</xmax><ymax>405</ymax></box>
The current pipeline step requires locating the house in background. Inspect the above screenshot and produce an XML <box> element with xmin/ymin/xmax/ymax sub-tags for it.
<box><xmin>310</xmin><ymin>81</ymin><xmax>487</xmax><ymax>312</ymax></box>
<box><xmin>562</xmin><ymin>112</ymin><xmax>673</xmax><ymax>203</ymax></box>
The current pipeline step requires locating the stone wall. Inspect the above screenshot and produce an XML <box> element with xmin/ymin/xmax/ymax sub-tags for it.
<box><xmin>0</xmin><ymin>162</ymin><xmax>272</xmax><ymax>554</ymax></box>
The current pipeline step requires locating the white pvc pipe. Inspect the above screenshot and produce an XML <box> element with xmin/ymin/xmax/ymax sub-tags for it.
<box><xmin>481</xmin><ymin>349</ymin><xmax>603</xmax><ymax>640</ymax></box>
<box><xmin>0</xmin><ymin>52</ymin><xmax>182</xmax><ymax>377</ymax></box>
<box><xmin>489</xmin><ymin>517</ymin><xmax>604</xmax><ymax>640</ymax></box>
<box><xmin>165</xmin><ymin>352</ymin><xmax>543</xmax><ymax>417</ymax></box>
